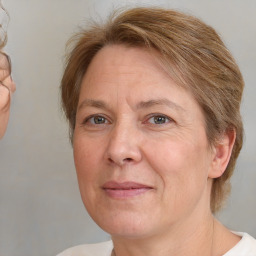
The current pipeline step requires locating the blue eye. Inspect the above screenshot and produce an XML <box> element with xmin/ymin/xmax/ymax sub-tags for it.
<box><xmin>148</xmin><ymin>115</ymin><xmax>170</xmax><ymax>124</ymax></box>
<box><xmin>90</xmin><ymin>116</ymin><xmax>107</xmax><ymax>124</ymax></box>
<box><xmin>83</xmin><ymin>115</ymin><xmax>109</xmax><ymax>125</ymax></box>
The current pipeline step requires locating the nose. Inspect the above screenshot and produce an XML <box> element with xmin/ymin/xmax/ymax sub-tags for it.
<box><xmin>105</xmin><ymin>120</ymin><xmax>142</xmax><ymax>166</ymax></box>
<box><xmin>5</xmin><ymin>75</ymin><xmax>16</xmax><ymax>93</ymax></box>
<box><xmin>1</xmin><ymin>75</ymin><xmax>16</xmax><ymax>94</ymax></box>
<box><xmin>10</xmin><ymin>76</ymin><xmax>16</xmax><ymax>93</ymax></box>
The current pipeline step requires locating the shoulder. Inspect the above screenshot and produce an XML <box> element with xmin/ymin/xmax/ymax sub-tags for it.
<box><xmin>224</xmin><ymin>232</ymin><xmax>256</xmax><ymax>256</ymax></box>
<box><xmin>57</xmin><ymin>240</ymin><xmax>113</xmax><ymax>256</ymax></box>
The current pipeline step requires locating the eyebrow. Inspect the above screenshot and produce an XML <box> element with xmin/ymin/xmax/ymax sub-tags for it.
<box><xmin>136</xmin><ymin>99</ymin><xmax>185</xmax><ymax>112</ymax></box>
<box><xmin>77</xmin><ymin>99</ymin><xmax>109</xmax><ymax>111</ymax></box>
<box><xmin>77</xmin><ymin>98</ymin><xmax>185</xmax><ymax>112</ymax></box>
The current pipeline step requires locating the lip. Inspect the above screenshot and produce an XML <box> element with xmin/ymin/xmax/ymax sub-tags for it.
<box><xmin>102</xmin><ymin>181</ymin><xmax>153</xmax><ymax>199</ymax></box>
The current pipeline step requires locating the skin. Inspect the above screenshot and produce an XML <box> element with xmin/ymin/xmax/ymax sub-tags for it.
<box><xmin>0</xmin><ymin>64</ymin><xmax>16</xmax><ymax>139</ymax></box>
<box><xmin>73</xmin><ymin>45</ymin><xmax>240</xmax><ymax>256</ymax></box>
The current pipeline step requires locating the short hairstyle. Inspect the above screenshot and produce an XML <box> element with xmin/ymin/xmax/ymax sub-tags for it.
<box><xmin>61</xmin><ymin>7</ymin><xmax>244</xmax><ymax>213</ymax></box>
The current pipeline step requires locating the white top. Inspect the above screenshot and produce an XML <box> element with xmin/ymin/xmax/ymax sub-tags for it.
<box><xmin>57</xmin><ymin>232</ymin><xmax>256</xmax><ymax>256</ymax></box>
<box><xmin>224</xmin><ymin>232</ymin><xmax>256</xmax><ymax>256</ymax></box>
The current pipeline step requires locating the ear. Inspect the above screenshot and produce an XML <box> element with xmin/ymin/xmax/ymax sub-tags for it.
<box><xmin>208</xmin><ymin>129</ymin><xmax>236</xmax><ymax>179</ymax></box>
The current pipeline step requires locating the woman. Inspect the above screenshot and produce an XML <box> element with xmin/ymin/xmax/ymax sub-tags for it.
<box><xmin>0</xmin><ymin>3</ymin><xmax>16</xmax><ymax>139</ymax></box>
<box><xmin>58</xmin><ymin>7</ymin><xmax>256</xmax><ymax>256</ymax></box>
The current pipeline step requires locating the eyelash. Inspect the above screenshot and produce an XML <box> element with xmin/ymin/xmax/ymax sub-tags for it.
<box><xmin>81</xmin><ymin>113</ymin><xmax>174</xmax><ymax>127</ymax></box>
<box><xmin>82</xmin><ymin>114</ymin><xmax>110</xmax><ymax>126</ymax></box>
<box><xmin>144</xmin><ymin>114</ymin><xmax>173</xmax><ymax>125</ymax></box>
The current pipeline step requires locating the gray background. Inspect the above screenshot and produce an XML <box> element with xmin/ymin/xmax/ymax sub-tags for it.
<box><xmin>0</xmin><ymin>0</ymin><xmax>255</xmax><ymax>255</ymax></box>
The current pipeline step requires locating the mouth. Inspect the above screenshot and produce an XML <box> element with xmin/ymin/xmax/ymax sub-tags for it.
<box><xmin>102</xmin><ymin>181</ymin><xmax>153</xmax><ymax>199</ymax></box>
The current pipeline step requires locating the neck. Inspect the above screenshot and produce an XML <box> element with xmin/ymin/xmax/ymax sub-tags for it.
<box><xmin>111</xmin><ymin>209</ymin><xmax>216</xmax><ymax>256</ymax></box>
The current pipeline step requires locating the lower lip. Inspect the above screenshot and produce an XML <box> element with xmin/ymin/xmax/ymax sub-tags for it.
<box><xmin>103</xmin><ymin>188</ymin><xmax>152</xmax><ymax>199</ymax></box>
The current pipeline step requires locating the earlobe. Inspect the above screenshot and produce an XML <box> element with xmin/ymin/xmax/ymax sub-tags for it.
<box><xmin>208</xmin><ymin>129</ymin><xmax>236</xmax><ymax>179</ymax></box>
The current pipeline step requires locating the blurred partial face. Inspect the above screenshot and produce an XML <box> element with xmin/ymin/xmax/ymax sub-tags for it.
<box><xmin>73</xmin><ymin>45</ymin><xmax>216</xmax><ymax>239</ymax></box>
<box><xmin>0</xmin><ymin>53</ymin><xmax>16</xmax><ymax>139</ymax></box>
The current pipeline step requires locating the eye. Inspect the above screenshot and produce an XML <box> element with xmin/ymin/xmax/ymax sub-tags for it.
<box><xmin>91</xmin><ymin>116</ymin><xmax>107</xmax><ymax>124</ymax></box>
<box><xmin>147</xmin><ymin>114</ymin><xmax>172</xmax><ymax>125</ymax></box>
<box><xmin>83</xmin><ymin>115</ymin><xmax>109</xmax><ymax>125</ymax></box>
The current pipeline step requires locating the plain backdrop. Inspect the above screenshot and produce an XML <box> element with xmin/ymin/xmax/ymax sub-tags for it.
<box><xmin>0</xmin><ymin>0</ymin><xmax>255</xmax><ymax>255</ymax></box>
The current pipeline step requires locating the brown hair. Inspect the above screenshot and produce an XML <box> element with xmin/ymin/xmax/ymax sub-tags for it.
<box><xmin>61</xmin><ymin>7</ymin><xmax>244</xmax><ymax>213</ymax></box>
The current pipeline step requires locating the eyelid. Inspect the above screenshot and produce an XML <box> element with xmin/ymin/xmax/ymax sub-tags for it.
<box><xmin>144</xmin><ymin>113</ymin><xmax>174</xmax><ymax>125</ymax></box>
<box><xmin>80</xmin><ymin>112</ymin><xmax>174</xmax><ymax>127</ymax></box>
<box><xmin>81</xmin><ymin>113</ymin><xmax>111</xmax><ymax>126</ymax></box>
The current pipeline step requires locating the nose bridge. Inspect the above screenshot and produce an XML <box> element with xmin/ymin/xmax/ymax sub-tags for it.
<box><xmin>106</xmin><ymin>115</ymin><xmax>141</xmax><ymax>165</ymax></box>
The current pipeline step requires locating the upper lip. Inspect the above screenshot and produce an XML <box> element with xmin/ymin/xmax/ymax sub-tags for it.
<box><xmin>102</xmin><ymin>181</ymin><xmax>153</xmax><ymax>190</ymax></box>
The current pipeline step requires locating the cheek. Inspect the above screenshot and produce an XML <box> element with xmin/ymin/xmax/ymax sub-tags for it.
<box><xmin>143</xmin><ymin>137</ymin><xmax>210</xmax><ymax>197</ymax></box>
<box><xmin>73</xmin><ymin>136</ymin><xmax>102</xmax><ymax>186</ymax></box>
<box><xmin>143</xmin><ymin>138</ymin><xmax>194</xmax><ymax>176</ymax></box>
<box><xmin>146</xmin><ymin>141</ymin><xmax>210</xmax><ymax>219</ymax></box>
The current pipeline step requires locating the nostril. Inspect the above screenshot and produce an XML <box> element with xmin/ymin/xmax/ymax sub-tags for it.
<box><xmin>124</xmin><ymin>158</ymin><xmax>133</xmax><ymax>162</ymax></box>
<box><xmin>107</xmin><ymin>157</ymin><xmax>134</xmax><ymax>166</ymax></box>
<box><xmin>108</xmin><ymin>157</ymin><xmax>133</xmax><ymax>165</ymax></box>
<box><xmin>108</xmin><ymin>158</ymin><xmax>114</xmax><ymax>164</ymax></box>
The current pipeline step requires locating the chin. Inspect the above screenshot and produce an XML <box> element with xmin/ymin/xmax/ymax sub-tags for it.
<box><xmin>91</xmin><ymin>209</ymin><xmax>159</xmax><ymax>239</ymax></box>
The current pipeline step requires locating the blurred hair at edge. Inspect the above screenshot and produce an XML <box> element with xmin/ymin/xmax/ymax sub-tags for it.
<box><xmin>0</xmin><ymin>2</ymin><xmax>16</xmax><ymax>139</ymax></box>
<box><xmin>60</xmin><ymin>7</ymin><xmax>244</xmax><ymax>213</ymax></box>
<box><xmin>0</xmin><ymin>1</ymin><xmax>8</xmax><ymax>48</ymax></box>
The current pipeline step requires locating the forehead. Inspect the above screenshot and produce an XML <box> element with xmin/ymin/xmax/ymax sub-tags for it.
<box><xmin>80</xmin><ymin>45</ymin><xmax>196</xmax><ymax>105</ymax></box>
<box><xmin>85</xmin><ymin>45</ymin><xmax>162</xmax><ymax>75</ymax></box>
<box><xmin>78</xmin><ymin>45</ymin><xmax>203</xmax><ymax>117</ymax></box>
<box><xmin>81</xmin><ymin>45</ymin><xmax>179</xmax><ymax>95</ymax></box>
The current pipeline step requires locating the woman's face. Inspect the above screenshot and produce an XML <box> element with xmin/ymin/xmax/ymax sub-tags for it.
<box><xmin>74</xmin><ymin>45</ymin><xmax>217</xmax><ymax>238</ymax></box>
<box><xmin>0</xmin><ymin>54</ymin><xmax>16</xmax><ymax>139</ymax></box>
